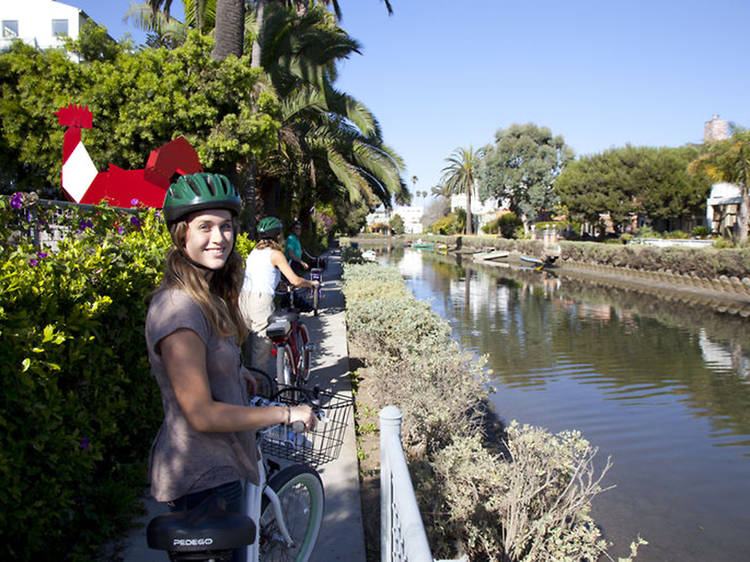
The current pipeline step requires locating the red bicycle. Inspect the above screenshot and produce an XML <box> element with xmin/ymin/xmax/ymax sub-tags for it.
<box><xmin>266</xmin><ymin>287</ymin><xmax>313</xmax><ymax>393</ymax></box>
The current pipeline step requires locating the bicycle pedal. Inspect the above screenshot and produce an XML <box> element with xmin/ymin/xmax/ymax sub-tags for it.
<box><xmin>304</xmin><ymin>343</ymin><xmax>315</xmax><ymax>352</ymax></box>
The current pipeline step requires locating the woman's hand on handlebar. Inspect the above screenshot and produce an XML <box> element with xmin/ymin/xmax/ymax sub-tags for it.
<box><xmin>289</xmin><ymin>405</ymin><xmax>317</xmax><ymax>432</ymax></box>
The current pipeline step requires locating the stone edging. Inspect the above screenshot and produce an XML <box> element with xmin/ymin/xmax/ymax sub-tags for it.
<box><xmin>560</xmin><ymin>260</ymin><xmax>750</xmax><ymax>317</ymax></box>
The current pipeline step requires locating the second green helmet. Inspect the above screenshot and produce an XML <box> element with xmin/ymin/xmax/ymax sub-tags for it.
<box><xmin>257</xmin><ymin>216</ymin><xmax>283</xmax><ymax>239</ymax></box>
<box><xmin>162</xmin><ymin>172</ymin><xmax>241</xmax><ymax>226</ymax></box>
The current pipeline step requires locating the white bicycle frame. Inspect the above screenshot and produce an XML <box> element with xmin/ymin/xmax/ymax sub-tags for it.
<box><xmin>242</xmin><ymin>445</ymin><xmax>296</xmax><ymax>562</ymax></box>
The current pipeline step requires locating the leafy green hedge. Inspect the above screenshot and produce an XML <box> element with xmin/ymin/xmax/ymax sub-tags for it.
<box><xmin>0</xmin><ymin>195</ymin><xmax>252</xmax><ymax>560</ymax></box>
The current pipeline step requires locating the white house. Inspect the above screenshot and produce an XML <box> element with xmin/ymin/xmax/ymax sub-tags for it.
<box><xmin>706</xmin><ymin>182</ymin><xmax>742</xmax><ymax>234</ymax></box>
<box><xmin>449</xmin><ymin>183</ymin><xmax>504</xmax><ymax>230</ymax></box>
<box><xmin>365</xmin><ymin>204</ymin><xmax>425</xmax><ymax>234</ymax></box>
<box><xmin>1</xmin><ymin>0</ymin><xmax>92</xmax><ymax>62</ymax></box>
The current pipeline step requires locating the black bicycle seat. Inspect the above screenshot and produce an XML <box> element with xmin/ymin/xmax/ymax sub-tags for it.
<box><xmin>147</xmin><ymin>494</ymin><xmax>255</xmax><ymax>553</ymax></box>
<box><xmin>268</xmin><ymin>311</ymin><xmax>298</xmax><ymax>325</ymax></box>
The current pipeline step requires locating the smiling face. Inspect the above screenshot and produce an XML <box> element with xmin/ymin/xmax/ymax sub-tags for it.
<box><xmin>183</xmin><ymin>209</ymin><xmax>235</xmax><ymax>270</ymax></box>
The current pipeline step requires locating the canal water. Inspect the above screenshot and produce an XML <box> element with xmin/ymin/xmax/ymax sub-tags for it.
<box><xmin>378</xmin><ymin>247</ymin><xmax>750</xmax><ymax>561</ymax></box>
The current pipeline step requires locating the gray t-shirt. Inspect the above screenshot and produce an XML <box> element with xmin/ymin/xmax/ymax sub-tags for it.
<box><xmin>146</xmin><ymin>289</ymin><xmax>258</xmax><ymax>502</ymax></box>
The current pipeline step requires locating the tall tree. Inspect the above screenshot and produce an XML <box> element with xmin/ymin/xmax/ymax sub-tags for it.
<box><xmin>125</xmin><ymin>0</ymin><xmax>215</xmax><ymax>44</ymax></box>
<box><xmin>257</xmin><ymin>3</ymin><xmax>406</xmax><ymax>222</ymax></box>
<box><xmin>689</xmin><ymin>129</ymin><xmax>750</xmax><ymax>242</ymax></box>
<box><xmin>440</xmin><ymin>146</ymin><xmax>482</xmax><ymax>235</ymax></box>
<box><xmin>212</xmin><ymin>0</ymin><xmax>245</xmax><ymax>60</ymax></box>
<box><xmin>0</xmin><ymin>31</ymin><xmax>278</xmax><ymax>194</ymax></box>
<box><xmin>556</xmin><ymin>145</ymin><xmax>712</xmax><ymax>234</ymax></box>
<box><xmin>479</xmin><ymin>123</ymin><xmax>573</xmax><ymax>233</ymax></box>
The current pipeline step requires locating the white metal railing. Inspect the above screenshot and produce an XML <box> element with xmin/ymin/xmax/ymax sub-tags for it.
<box><xmin>379</xmin><ymin>406</ymin><xmax>466</xmax><ymax>562</ymax></box>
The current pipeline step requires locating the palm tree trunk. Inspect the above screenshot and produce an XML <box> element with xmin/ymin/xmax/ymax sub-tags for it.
<box><xmin>251</xmin><ymin>0</ymin><xmax>265</xmax><ymax>68</ymax></box>
<box><xmin>465</xmin><ymin>187</ymin><xmax>473</xmax><ymax>235</ymax></box>
<box><xmin>211</xmin><ymin>0</ymin><xmax>245</xmax><ymax>61</ymax></box>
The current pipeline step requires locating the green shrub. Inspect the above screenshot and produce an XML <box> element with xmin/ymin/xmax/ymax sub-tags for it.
<box><xmin>499</xmin><ymin>212</ymin><xmax>522</xmax><ymax>239</ymax></box>
<box><xmin>692</xmin><ymin>226</ymin><xmax>711</xmax><ymax>237</ymax></box>
<box><xmin>481</xmin><ymin>217</ymin><xmax>500</xmax><ymax>234</ymax></box>
<box><xmin>713</xmin><ymin>237</ymin><xmax>736</xmax><ymax>249</ymax></box>
<box><xmin>429</xmin><ymin>214</ymin><xmax>460</xmax><ymax>235</ymax></box>
<box><xmin>0</xmin><ymin>196</ymin><xmax>171</xmax><ymax>559</ymax></box>
<box><xmin>341</xmin><ymin>245</ymin><xmax>366</xmax><ymax>264</ymax></box>
<box><xmin>634</xmin><ymin>225</ymin><xmax>661</xmax><ymax>238</ymax></box>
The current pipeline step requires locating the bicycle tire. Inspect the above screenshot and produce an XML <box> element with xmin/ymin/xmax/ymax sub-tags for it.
<box><xmin>312</xmin><ymin>285</ymin><xmax>319</xmax><ymax>316</ymax></box>
<box><xmin>248</xmin><ymin>366</ymin><xmax>277</xmax><ymax>399</ymax></box>
<box><xmin>275</xmin><ymin>343</ymin><xmax>295</xmax><ymax>388</ymax></box>
<box><xmin>259</xmin><ymin>465</ymin><xmax>324</xmax><ymax>562</ymax></box>
<box><xmin>294</xmin><ymin>324</ymin><xmax>311</xmax><ymax>384</ymax></box>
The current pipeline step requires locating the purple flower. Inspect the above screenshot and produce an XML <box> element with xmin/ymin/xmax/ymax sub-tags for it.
<box><xmin>29</xmin><ymin>259</ymin><xmax>39</xmax><ymax>267</ymax></box>
<box><xmin>118</xmin><ymin>226</ymin><xmax>125</xmax><ymax>234</ymax></box>
<box><xmin>36</xmin><ymin>251</ymin><xmax>48</xmax><ymax>259</ymax></box>
<box><xmin>10</xmin><ymin>192</ymin><xmax>23</xmax><ymax>209</ymax></box>
<box><xmin>130</xmin><ymin>216</ymin><xmax>141</xmax><ymax>227</ymax></box>
<box><xmin>130</xmin><ymin>198</ymin><xmax>140</xmax><ymax>206</ymax></box>
<box><xmin>78</xmin><ymin>219</ymin><xmax>94</xmax><ymax>231</ymax></box>
<box><xmin>79</xmin><ymin>436</ymin><xmax>90</xmax><ymax>451</ymax></box>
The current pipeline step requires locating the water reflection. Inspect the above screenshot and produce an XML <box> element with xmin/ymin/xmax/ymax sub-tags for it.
<box><xmin>372</xmin><ymin>246</ymin><xmax>750</xmax><ymax>561</ymax></box>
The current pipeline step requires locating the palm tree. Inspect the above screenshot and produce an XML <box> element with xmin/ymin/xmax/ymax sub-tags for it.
<box><xmin>125</xmin><ymin>0</ymin><xmax>215</xmax><ymax>45</ymax></box>
<box><xmin>258</xmin><ymin>4</ymin><xmax>406</xmax><ymax>220</ymax></box>
<box><xmin>440</xmin><ymin>146</ymin><xmax>483</xmax><ymax>235</ymax></box>
<box><xmin>295</xmin><ymin>0</ymin><xmax>393</xmax><ymax>20</ymax></box>
<box><xmin>143</xmin><ymin>0</ymin><xmax>241</xmax><ymax>59</ymax></box>
<box><xmin>135</xmin><ymin>1</ymin><xmax>405</xmax><ymax>229</ymax></box>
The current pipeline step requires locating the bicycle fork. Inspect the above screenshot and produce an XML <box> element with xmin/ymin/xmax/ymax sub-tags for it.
<box><xmin>264</xmin><ymin>486</ymin><xmax>296</xmax><ymax>548</ymax></box>
<box><xmin>243</xmin><ymin>477</ymin><xmax>296</xmax><ymax>562</ymax></box>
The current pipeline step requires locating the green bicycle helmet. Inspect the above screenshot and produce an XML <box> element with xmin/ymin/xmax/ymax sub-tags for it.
<box><xmin>257</xmin><ymin>216</ymin><xmax>283</xmax><ymax>240</ymax></box>
<box><xmin>162</xmin><ymin>172</ymin><xmax>241</xmax><ymax>226</ymax></box>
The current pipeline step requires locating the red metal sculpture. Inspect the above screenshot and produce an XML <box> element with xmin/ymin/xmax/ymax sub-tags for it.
<box><xmin>56</xmin><ymin>103</ymin><xmax>202</xmax><ymax>208</ymax></box>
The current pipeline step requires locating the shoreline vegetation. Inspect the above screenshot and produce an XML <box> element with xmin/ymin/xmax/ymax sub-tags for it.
<box><xmin>341</xmin><ymin>256</ymin><xmax>646</xmax><ymax>561</ymax></box>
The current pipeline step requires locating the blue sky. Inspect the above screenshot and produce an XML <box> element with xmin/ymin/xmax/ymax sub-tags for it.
<box><xmin>69</xmin><ymin>0</ymin><xmax>750</xmax><ymax>199</ymax></box>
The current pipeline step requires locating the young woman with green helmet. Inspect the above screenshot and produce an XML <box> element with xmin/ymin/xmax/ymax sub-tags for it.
<box><xmin>146</xmin><ymin>173</ymin><xmax>316</xmax><ymax>560</ymax></box>
<box><xmin>239</xmin><ymin>216</ymin><xmax>319</xmax><ymax>374</ymax></box>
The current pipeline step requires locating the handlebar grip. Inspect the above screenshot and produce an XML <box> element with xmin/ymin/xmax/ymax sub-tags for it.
<box><xmin>291</xmin><ymin>420</ymin><xmax>306</xmax><ymax>433</ymax></box>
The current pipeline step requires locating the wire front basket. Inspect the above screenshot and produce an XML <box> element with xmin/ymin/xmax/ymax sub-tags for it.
<box><xmin>257</xmin><ymin>387</ymin><xmax>353</xmax><ymax>467</ymax></box>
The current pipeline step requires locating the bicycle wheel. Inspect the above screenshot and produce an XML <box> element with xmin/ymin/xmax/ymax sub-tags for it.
<box><xmin>293</xmin><ymin>324</ymin><xmax>311</xmax><ymax>384</ymax></box>
<box><xmin>248</xmin><ymin>366</ymin><xmax>277</xmax><ymax>399</ymax></box>
<box><xmin>275</xmin><ymin>343</ymin><xmax>295</xmax><ymax>388</ymax></box>
<box><xmin>259</xmin><ymin>465</ymin><xmax>324</xmax><ymax>562</ymax></box>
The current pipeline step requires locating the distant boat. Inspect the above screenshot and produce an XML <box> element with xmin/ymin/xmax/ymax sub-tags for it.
<box><xmin>520</xmin><ymin>255</ymin><xmax>543</xmax><ymax>266</ymax></box>
<box><xmin>473</xmin><ymin>250</ymin><xmax>509</xmax><ymax>262</ymax></box>
<box><xmin>520</xmin><ymin>255</ymin><xmax>558</xmax><ymax>270</ymax></box>
<box><xmin>412</xmin><ymin>242</ymin><xmax>435</xmax><ymax>249</ymax></box>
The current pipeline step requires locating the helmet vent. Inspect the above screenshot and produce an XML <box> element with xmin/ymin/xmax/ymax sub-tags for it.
<box><xmin>184</xmin><ymin>176</ymin><xmax>202</xmax><ymax>198</ymax></box>
<box><xmin>205</xmin><ymin>174</ymin><xmax>217</xmax><ymax>196</ymax></box>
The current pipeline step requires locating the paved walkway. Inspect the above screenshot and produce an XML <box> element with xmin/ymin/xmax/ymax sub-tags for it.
<box><xmin>114</xmin><ymin>252</ymin><xmax>365</xmax><ymax>561</ymax></box>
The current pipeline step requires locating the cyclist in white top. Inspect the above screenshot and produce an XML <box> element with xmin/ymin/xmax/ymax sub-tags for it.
<box><xmin>239</xmin><ymin>216</ymin><xmax>318</xmax><ymax>374</ymax></box>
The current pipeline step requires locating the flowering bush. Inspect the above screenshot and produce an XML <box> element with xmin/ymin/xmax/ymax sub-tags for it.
<box><xmin>0</xmin><ymin>195</ymin><xmax>173</xmax><ymax>559</ymax></box>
